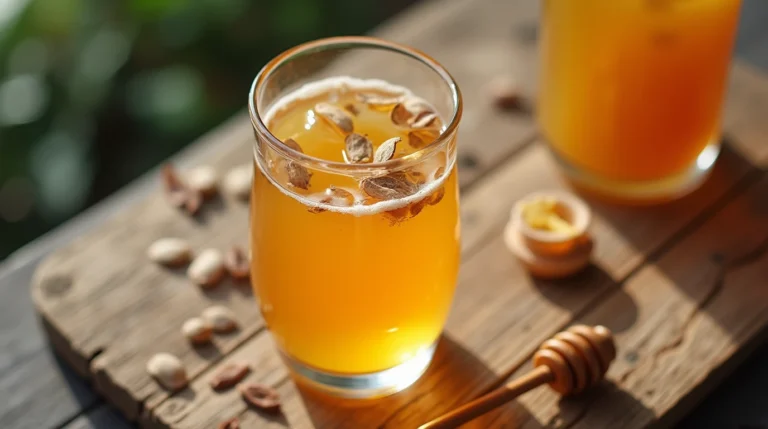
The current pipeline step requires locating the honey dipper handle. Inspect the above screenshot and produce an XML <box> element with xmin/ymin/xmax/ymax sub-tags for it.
<box><xmin>418</xmin><ymin>366</ymin><xmax>554</xmax><ymax>429</ymax></box>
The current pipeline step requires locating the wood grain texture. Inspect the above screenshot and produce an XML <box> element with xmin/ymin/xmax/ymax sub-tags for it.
<box><xmin>511</xmin><ymin>174</ymin><xmax>768</xmax><ymax>429</ymax></box>
<box><xmin>0</xmin><ymin>256</ymin><xmax>99</xmax><ymax>429</ymax></box>
<box><xmin>62</xmin><ymin>405</ymin><xmax>134</xmax><ymax>429</ymax></box>
<box><xmin>25</xmin><ymin>0</ymin><xmax>768</xmax><ymax>428</ymax></box>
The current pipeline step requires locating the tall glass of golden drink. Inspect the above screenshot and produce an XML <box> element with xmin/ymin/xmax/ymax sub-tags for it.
<box><xmin>248</xmin><ymin>37</ymin><xmax>462</xmax><ymax>397</ymax></box>
<box><xmin>538</xmin><ymin>0</ymin><xmax>742</xmax><ymax>203</ymax></box>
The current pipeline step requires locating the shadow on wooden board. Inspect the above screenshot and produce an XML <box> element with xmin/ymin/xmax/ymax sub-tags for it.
<box><xmin>291</xmin><ymin>334</ymin><xmax>536</xmax><ymax>429</ymax></box>
<box><xmin>530</xmin><ymin>264</ymin><xmax>639</xmax><ymax>335</ymax></box>
<box><xmin>577</xmin><ymin>139</ymin><xmax>768</xmax><ymax>332</ymax></box>
<box><xmin>554</xmin><ymin>381</ymin><xmax>656</xmax><ymax>429</ymax></box>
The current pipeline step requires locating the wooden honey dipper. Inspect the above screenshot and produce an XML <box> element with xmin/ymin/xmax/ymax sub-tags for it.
<box><xmin>419</xmin><ymin>325</ymin><xmax>616</xmax><ymax>429</ymax></box>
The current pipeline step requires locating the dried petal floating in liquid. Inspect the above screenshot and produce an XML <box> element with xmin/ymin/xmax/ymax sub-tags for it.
<box><xmin>410</xmin><ymin>198</ymin><xmax>428</xmax><ymax>216</ymax></box>
<box><xmin>390</xmin><ymin>103</ymin><xmax>412</xmax><ymax>126</ymax></box>
<box><xmin>374</xmin><ymin>137</ymin><xmax>400</xmax><ymax>163</ymax></box>
<box><xmin>429</xmin><ymin>186</ymin><xmax>446</xmax><ymax>206</ymax></box>
<box><xmin>357</xmin><ymin>93</ymin><xmax>404</xmax><ymax>110</ymax></box>
<box><xmin>409</xmin><ymin>112</ymin><xmax>438</xmax><ymax>129</ymax></box>
<box><xmin>391</xmin><ymin>98</ymin><xmax>435</xmax><ymax>126</ymax></box>
<box><xmin>326</xmin><ymin>186</ymin><xmax>356</xmax><ymax>205</ymax></box>
<box><xmin>344</xmin><ymin>103</ymin><xmax>360</xmax><ymax>116</ymax></box>
<box><xmin>314</xmin><ymin>103</ymin><xmax>354</xmax><ymax>134</ymax></box>
<box><xmin>308</xmin><ymin>186</ymin><xmax>357</xmax><ymax>214</ymax></box>
<box><xmin>360</xmin><ymin>174</ymin><xmax>418</xmax><ymax>200</ymax></box>
<box><xmin>307</xmin><ymin>196</ymin><xmax>331</xmax><ymax>214</ymax></box>
<box><xmin>384</xmin><ymin>206</ymin><xmax>411</xmax><ymax>225</ymax></box>
<box><xmin>283</xmin><ymin>138</ymin><xmax>303</xmax><ymax>153</ymax></box>
<box><xmin>408</xmin><ymin>129</ymin><xmax>439</xmax><ymax>149</ymax></box>
<box><xmin>428</xmin><ymin>166</ymin><xmax>447</xmax><ymax>205</ymax></box>
<box><xmin>286</xmin><ymin>161</ymin><xmax>312</xmax><ymax>190</ymax></box>
<box><xmin>345</xmin><ymin>133</ymin><xmax>373</xmax><ymax>163</ymax></box>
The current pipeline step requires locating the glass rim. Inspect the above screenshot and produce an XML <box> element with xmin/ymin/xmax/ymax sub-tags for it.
<box><xmin>248</xmin><ymin>36</ymin><xmax>463</xmax><ymax>173</ymax></box>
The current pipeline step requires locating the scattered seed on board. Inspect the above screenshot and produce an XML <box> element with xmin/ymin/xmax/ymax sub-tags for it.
<box><xmin>202</xmin><ymin>306</ymin><xmax>238</xmax><ymax>333</ymax></box>
<box><xmin>210</xmin><ymin>362</ymin><xmax>251</xmax><ymax>390</ymax></box>
<box><xmin>223</xmin><ymin>164</ymin><xmax>252</xmax><ymax>200</ymax></box>
<box><xmin>181</xmin><ymin>317</ymin><xmax>213</xmax><ymax>345</ymax></box>
<box><xmin>147</xmin><ymin>238</ymin><xmax>192</xmax><ymax>267</ymax></box>
<box><xmin>162</xmin><ymin>164</ymin><xmax>202</xmax><ymax>215</ymax></box>
<box><xmin>488</xmin><ymin>76</ymin><xmax>522</xmax><ymax>110</ymax></box>
<box><xmin>186</xmin><ymin>165</ymin><xmax>218</xmax><ymax>198</ymax></box>
<box><xmin>239</xmin><ymin>383</ymin><xmax>281</xmax><ymax>412</ymax></box>
<box><xmin>224</xmin><ymin>246</ymin><xmax>250</xmax><ymax>280</ymax></box>
<box><xmin>217</xmin><ymin>417</ymin><xmax>240</xmax><ymax>429</ymax></box>
<box><xmin>146</xmin><ymin>353</ymin><xmax>187</xmax><ymax>391</ymax></box>
<box><xmin>187</xmin><ymin>249</ymin><xmax>226</xmax><ymax>288</ymax></box>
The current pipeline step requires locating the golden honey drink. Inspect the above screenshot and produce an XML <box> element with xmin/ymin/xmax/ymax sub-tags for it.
<box><xmin>538</xmin><ymin>0</ymin><xmax>741</xmax><ymax>200</ymax></box>
<box><xmin>250</xmin><ymin>77</ymin><xmax>460</xmax><ymax>381</ymax></box>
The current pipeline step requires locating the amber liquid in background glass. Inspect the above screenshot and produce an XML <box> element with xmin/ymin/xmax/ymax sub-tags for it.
<box><xmin>250</xmin><ymin>78</ymin><xmax>460</xmax><ymax>374</ymax></box>
<box><xmin>538</xmin><ymin>0</ymin><xmax>741</xmax><ymax>183</ymax></box>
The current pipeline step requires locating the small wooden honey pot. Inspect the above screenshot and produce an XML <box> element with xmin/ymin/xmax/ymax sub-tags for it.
<box><xmin>505</xmin><ymin>191</ymin><xmax>594</xmax><ymax>279</ymax></box>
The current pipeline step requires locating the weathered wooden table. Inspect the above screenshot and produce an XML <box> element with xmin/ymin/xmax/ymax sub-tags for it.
<box><xmin>3</xmin><ymin>1</ymin><xmax>768</xmax><ymax>428</ymax></box>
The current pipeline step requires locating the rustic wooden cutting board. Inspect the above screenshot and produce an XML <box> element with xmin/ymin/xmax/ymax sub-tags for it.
<box><xmin>31</xmin><ymin>0</ymin><xmax>768</xmax><ymax>428</ymax></box>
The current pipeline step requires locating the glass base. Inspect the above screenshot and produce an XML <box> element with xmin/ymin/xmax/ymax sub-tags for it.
<box><xmin>281</xmin><ymin>341</ymin><xmax>437</xmax><ymax>399</ymax></box>
<box><xmin>547</xmin><ymin>142</ymin><xmax>720</xmax><ymax>205</ymax></box>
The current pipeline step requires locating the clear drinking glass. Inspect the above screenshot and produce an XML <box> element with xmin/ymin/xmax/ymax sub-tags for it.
<box><xmin>248</xmin><ymin>37</ymin><xmax>462</xmax><ymax>398</ymax></box>
<box><xmin>538</xmin><ymin>0</ymin><xmax>742</xmax><ymax>203</ymax></box>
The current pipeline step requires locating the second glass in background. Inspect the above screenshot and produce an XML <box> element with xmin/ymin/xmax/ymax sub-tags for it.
<box><xmin>537</xmin><ymin>0</ymin><xmax>742</xmax><ymax>203</ymax></box>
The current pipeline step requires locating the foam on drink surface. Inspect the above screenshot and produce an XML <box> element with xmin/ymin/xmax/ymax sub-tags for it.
<box><xmin>258</xmin><ymin>76</ymin><xmax>454</xmax><ymax>217</ymax></box>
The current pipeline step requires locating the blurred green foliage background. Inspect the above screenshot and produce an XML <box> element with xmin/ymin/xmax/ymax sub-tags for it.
<box><xmin>0</xmin><ymin>0</ymin><xmax>412</xmax><ymax>260</ymax></box>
